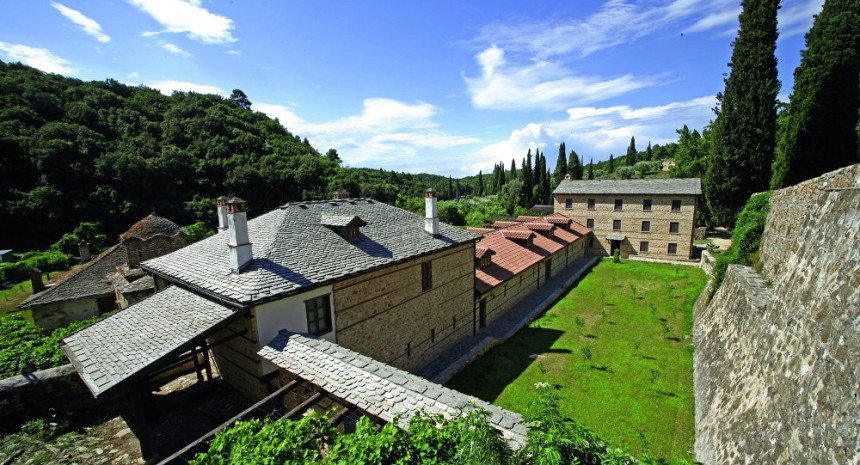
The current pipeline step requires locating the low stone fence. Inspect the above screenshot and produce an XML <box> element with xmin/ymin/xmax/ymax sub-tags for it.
<box><xmin>699</xmin><ymin>250</ymin><xmax>715</xmax><ymax>275</ymax></box>
<box><xmin>0</xmin><ymin>364</ymin><xmax>98</xmax><ymax>427</ymax></box>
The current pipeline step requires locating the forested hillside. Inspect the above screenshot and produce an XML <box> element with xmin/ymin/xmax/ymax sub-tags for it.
<box><xmin>0</xmin><ymin>61</ymin><xmax>449</xmax><ymax>251</ymax></box>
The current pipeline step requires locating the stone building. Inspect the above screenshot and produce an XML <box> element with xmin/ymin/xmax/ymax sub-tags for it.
<box><xmin>553</xmin><ymin>178</ymin><xmax>701</xmax><ymax>260</ymax></box>
<box><xmin>61</xmin><ymin>193</ymin><xmax>479</xmax><ymax>402</ymax></box>
<box><xmin>19</xmin><ymin>214</ymin><xmax>187</xmax><ymax>329</ymax></box>
<box><xmin>468</xmin><ymin>214</ymin><xmax>591</xmax><ymax>329</ymax></box>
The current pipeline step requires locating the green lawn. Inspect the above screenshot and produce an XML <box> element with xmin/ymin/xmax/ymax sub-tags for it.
<box><xmin>447</xmin><ymin>259</ymin><xmax>708</xmax><ymax>461</ymax></box>
<box><xmin>1</xmin><ymin>279</ymin><xmax>35</xmax><ymax>321</ymax></box>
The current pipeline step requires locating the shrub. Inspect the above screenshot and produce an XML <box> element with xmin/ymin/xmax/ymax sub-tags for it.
<box><xmin>709</xmin><ymin>191</ymin><xmax>772</xmax><ymax>298</ymax></box>
<box><xmin>612</xmin><ymin>249</ymin><xmax>621</xmax><ymax>263</ymax></box>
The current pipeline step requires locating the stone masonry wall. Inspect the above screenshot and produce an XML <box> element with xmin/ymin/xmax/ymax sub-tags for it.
<box><xmin>334</xmin><ymin>243</ymin><xmax>475</xmax><ymax>373</ymax></box>
<box><xmin>694</xmin><ymin>164</ymin><xmax>859</xmax><ymax>464</ymax></box>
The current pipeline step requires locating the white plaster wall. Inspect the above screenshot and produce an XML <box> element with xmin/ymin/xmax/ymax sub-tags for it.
<box><xmin>255</xmin><ymin>285</ymin><xmax>336</xmax><ymax>374</ymax></box>
<box><xmin>31</xmin><ymin>298</ymin><xmax>99</xmax><ymax>330</ymax></box>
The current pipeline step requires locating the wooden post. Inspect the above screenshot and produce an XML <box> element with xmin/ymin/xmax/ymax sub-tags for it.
<box><xmin>191</xmin><ymin>346</ymin><xmax>204</xmax><ymax>384</ymax></box>
<box><xmin>202</xmin><ymin>342</ymin><xmax>213</xmax><ymax>381</ymax></box>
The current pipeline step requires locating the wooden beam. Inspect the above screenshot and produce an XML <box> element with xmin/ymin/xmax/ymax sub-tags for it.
<box><xmin>201</xmin><ymin>342</ymin><xmax>212</xmax><ymax>381</ymax></box>
<box><xmin>156</xmin><ymin>379</ymin><xmax>301</xmax><ymax>465</ymax></box>
<box><xmin>278</xmin><ymin>392</ymin><xmax>323</xmax><ymax>421</ymax></box>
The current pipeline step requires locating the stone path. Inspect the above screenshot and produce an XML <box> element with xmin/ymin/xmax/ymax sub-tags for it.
<box><xmin>417</xmin><ymin>256</ymin><xmax>599</xmax><ymax>383</ymax></box>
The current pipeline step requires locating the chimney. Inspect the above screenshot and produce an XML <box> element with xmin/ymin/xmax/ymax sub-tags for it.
<box><xmin>333</xmin><ymin>190</ymin><xmax>350</xmax><ymax>200</ymax></box>
<box><xmin>227</xmin><ymin>197</ymin><xmax>253</xmax><ymax>273</ymax></box>
<box><xmin>30</xmin><ymin>268</ymin><xmax>45</xmax><ymax>293</ymax></box>
<box><xmin>564</xmin><ymin>174</ymin><xmax>572</xmax><ymax>181</ymax></box>
<box><xmin>216</xmin><ymin>196</ymin><xmax>230</xmax><ymax>230</ymax></box>
<box><xmin>424</xmin><ymin>188</ymin><xmax>439</xmax><ymax>236</ymax></box>
<box><xmin>78</xmin><ymin>240</ymin><xmax>91</xmax><ymax>263</ymax></box>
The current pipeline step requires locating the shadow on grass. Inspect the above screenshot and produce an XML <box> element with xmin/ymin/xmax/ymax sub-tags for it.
<box><xmin>446</xmin><ymin>326</ymin><xmax>565</xmax><ymax>402</ymax></box>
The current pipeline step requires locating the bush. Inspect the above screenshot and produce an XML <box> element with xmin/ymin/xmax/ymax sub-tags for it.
<box><xmin>0</xmin><ymin>250</ymin><xmax>74</xmax><ymax>284</ymax></box>
<box><xmin>709</xmin><ymin>191</ymin><xmax>772</xmax><ymax>298</ymax></box>
<box><xmin>613</xmin><ymin>248</ymin><xmax>621</xmax><ymax>263</ymax></box>
<box><xmin>183</xmin><ymin>221</ymin><xmax>215</xmax><ymax>244</ymax></box>
<box><xmin>0</xmin><ymin>311</ymin><xmax>116</xmax><ymax>379</ymax></box>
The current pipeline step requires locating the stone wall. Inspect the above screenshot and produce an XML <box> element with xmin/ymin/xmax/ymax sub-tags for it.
<box><xmin>0</xmin><ymin>365</ymin><xmax>96</xmax><ymax>426</ymax></box>
<box><xmin>694</xmin><ymin>164</ymin><xmax>859</xmax><ymax>464</ymax></box>
<box><xmin>334</xmin><ymin>243</ymin><xmax>476</xmax><ymax>373</ymax></box>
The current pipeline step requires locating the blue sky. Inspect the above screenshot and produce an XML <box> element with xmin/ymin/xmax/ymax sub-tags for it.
<box><xmin>1</xmin><ymin>0</ymin><xmax>823</xmax><ymax>176</ymax></box>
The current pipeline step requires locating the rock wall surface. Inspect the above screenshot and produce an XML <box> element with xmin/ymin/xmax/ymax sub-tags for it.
<box><xmin>694</xmin><ymin>164</ymin><xmax>859</xmax><ymax>465</ymax></box>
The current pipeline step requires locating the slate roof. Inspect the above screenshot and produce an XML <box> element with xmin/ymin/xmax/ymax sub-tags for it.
<box><xmin>320</xmin><ymin>214</ymin><xmax>367</xmax><ymax>228</ymax></box>
<box><xmin>61</xmin><ymin>285</ymin><xmax>238</xmax><ymax>397</ymax></box>
<box><xmin>475</xmin><ymin>214</ymin><xmax>591</xmax><ymax>294</ymax></box>
<box><xmin>553</xmin><ymin>178</ymin><xmax>702</xmax><ymax>195</ymax></box>
<box><xmin>19</xmin><ymin>244</ymin><xmax>126</xmax><ymax>309</ymax></box>
<box><xmin>259</xmin><ymin>330</ymin><xmax>528</xmax><ymax>448</ymax></box>
<box><xmin>120</xmin><ymin>213</ymin><xmax>187</xmax><ymax>241</ymax></box>
<box><xmin>142</xmin><ymin>199</ymin><xmax>479</xmax><ymax>306</ymax></box>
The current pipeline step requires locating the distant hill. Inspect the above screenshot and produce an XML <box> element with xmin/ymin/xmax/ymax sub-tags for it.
<box><xmin>0</xmin><ymin>61</ymin><xmax>451</xmax><ymax>250</ymax></box>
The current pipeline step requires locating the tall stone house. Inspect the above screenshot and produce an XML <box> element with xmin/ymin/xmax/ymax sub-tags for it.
<box><xmin>19</xmin><ymin>214</ymin><xmax>187</xmax><ymax>329</ymax></box>
<box><xmin>553</xmin><ymin>178</ymin><xmax>701</xmax><ymax>259</ymax></box>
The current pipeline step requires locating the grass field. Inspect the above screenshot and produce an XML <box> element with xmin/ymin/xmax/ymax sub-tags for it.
<box><xmin>446</xmin><ymin>258</ymin><xmax>708</xmax><ymax>461</ymax></box>
<box><xmin>1</xmin><ymin>279</ymin><xmax>35</xmax><ymax>320</ymax></box>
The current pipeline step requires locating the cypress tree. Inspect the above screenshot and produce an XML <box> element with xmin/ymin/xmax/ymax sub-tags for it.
<box><xmin>705</xmin><ymin>0</ymin><xmax>780</xmax><ymax>225</ymax></box>
<box><xmin>554</xmin><ymin>142</ymin><xmax>568</xmax><ymax>186</ymax></box>
<box><xmin>608</xmin><ymin>154</ymin><xmax>615</xmax><ymax>173</ymax></box>
<box><xmin>477</xmin><ymin>170</ymin><xmax>484</xmax><ymax>196</ymax></box>
<box><xmin>646</xmin><ymin>141</ymin><xmax>653</xmax><ymax>161</ymax></box>
<box><xmin>499</xmin><ymin>161</ymin><xmax>506</xmax><ymax>186</ymax></box>
<box><xmin>522</xmin><ymin>150</ymin><xmax>534</xmax><ymax>206</ymax></box>
<box><xmin>588</xmin><ymin>158</ymin><xmax>595</xmax><ymax>179</ymax></box>
<box><xmin>770</xmin><ymin>0</ymin><xmax>860</xmax><ymax>188</ymax></box>
<box><xmin>448</xmin><ymin>176</ymin><xmax>454</xmax><ymax>200</ymax></box>
<box><xmin>510</xmin><ymin>158</ymin><xmax>517</xmax><ymax>180</ymax></box>
<box><xmin>568</xmin><ymin>150</ymin><xmax>582</xmax><ymax>179</ymax></box>
<box><xmin>626</xmin><ymin>136</ymin><xmax>637</xmax><ymax>165</ymax></box>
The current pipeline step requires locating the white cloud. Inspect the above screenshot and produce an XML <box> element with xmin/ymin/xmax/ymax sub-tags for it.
<box><xmin>465</xmin><ymin>96</ymin><xmax>717</xmax><ymax>175</ymax></box>
<box><xmin>51</xmin><ymin>2</ymin><xmax>111</xmax><ymax>42</ymax></box>
<box><xmin>161</xmin><ymin>42</ymin><xmax>191</xmax><ymax>57</ymax></box>
<box><xmin>475</xmin><ymin>0</ymin><xmax>734</xmax><ymax>59</ymax></box>
<box><xmin>778</xmin><ymin>0</ymin><xmax>824</xmax><ymax>39</ymax></box>
<box><xmin>226</xmin><ymin>50</ymin><xmax>242</xmax><ymax>56</ymax></box>
<box><xmin>257</xmin><ymin>99</ymin><xmax>482</xmax><ymax>172</ymax></box>
<box><xmin>125</xmin><ymin>0</ymin><xmax>236</xmax><ymax>44</ymax></box>
<box><xmin>0</xmin><ymin>42</ymin><xmax>76</xmax><ymax>74</ymax></box>
<box><xmin>138</xmin><ymin>80</ymin><xmax>225</xmax><ymax>95</ymax></box>
<box><xmin>463</xmin><ymin>45</ymin><xmax>663</xmax><ymax>111</ymax></box>
<box><xmin>128</xmin><ymin>71</ymin><xmax>140</xmax><ymax>78</ymax></box>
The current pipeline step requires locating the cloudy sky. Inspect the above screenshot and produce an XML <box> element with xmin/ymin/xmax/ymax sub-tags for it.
<box><xmin>1</xmin><ymin>0</ymin><xmax>822</xmax><ymax>176</ymax></box>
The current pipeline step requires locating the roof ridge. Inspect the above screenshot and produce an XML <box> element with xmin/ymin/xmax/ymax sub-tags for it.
<box><xmin>20</xmin><ymin>244</ymin><xmax>123</xmax><ymax>307</ymax></box>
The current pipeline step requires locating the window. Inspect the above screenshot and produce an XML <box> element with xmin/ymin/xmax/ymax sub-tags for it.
<box><xmin>669</xmin><ymin>222</ymin><xmax>680</xmax><ymax>234</ymax></box>
<box><xmin>421</xmin><ymin>262</ymin><xmax>433</xmax><ymax>290</ymax></box>
<box><xmin>672</xmin><ymin>200</ymin><xmax>682</xmax><ymax>212</ymax></box>
<box><xmin>305</xmin><ymin>295</ymin><xmax>332</xmax><ymax>336</ymax></box>
<box><xmin>345</xmin><ymin>226</ymin><xmax>360</xmax><ymax>240</ymax></box>
<box><xmin>614</xmin><ymin>199</ymin><xmax>623</xmax><ymax>210</ymax></box>
<box><xmin>612</xmin><ymin>220</ymin><xmax>621</xmax><ymax>231</ymax></box>
<box><xmin>640</xmin><ymin>241</ymin><xmax>649</xmax><ymax>252</ymax></box>
<box><xmin>589</xmin><ymin>237</ymin><xmax>595</xmax><ymax>247</ymax></box>
<box><xmin>477</xmin><ymin>255</ymin><xmax>492</xmax><ymax>268</ymax></box>
<box><xmin>641</xmin><ymin>220</ymin><xmax>651</xmax><ymax>232</ymax></box>
<box><xmin>668</xmin><ymin>243</ymin><xmax>678</xmax><ymax>254</ymax></box>
<box><xmin>643</xmin><ymin>199</ymin><xmax>652</xmax><ymax>211</ymax></box>
<box><xmin>586</xmin><ymin>218</ymin><xmax>594</xmax><ymax>229</ymax></box>
<box><xmin>587</xmin><ymin>198</ymin><xmax>595</xmax><ymax>210</ymax></box>
<box><xmin>565</xmin><ymin>198</ymin><xmax>573</xmax><ymax>209</ymax></box>
<box><xmin>452</xmin><ymin>316</ymin><xmax>456</xmax><ymax>329</ymax></box>
<box><xmin>431</xmin><ymin>328</ymin><xmax>436</xmax><ymax>343</ymax></box>
<box><xmin>407</xmin><ymin>342</ymin><xmax>411</xmax><ymax>357</ymax></box>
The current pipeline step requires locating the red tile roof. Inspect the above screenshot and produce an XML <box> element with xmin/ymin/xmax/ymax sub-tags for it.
<box><xmin>466</xmin><ymin>227</ymin><xmax>494</xmax><ymax>234</ymax></box>
<box><xmin>525</xmin><ymin>222</ymin><xmax>555</xmax><ymax>232</ymax></box>
<box><xmin>475</xmin><ymin>246</ymin><xmax>496</xmax><ymax>259</ymax></box>
<box><xmin>514</xmin><ymin>216</ymin><xmax>542</xmax><ymax>222</ymax></box>
<box><xmin>544</xmin><ymin>216</ymin><xmax>571</xmax><ymax>226</ymax></box>
<box><xmin>474</xmin><ymin>213</ymin><xmax>591</xmax><ymax>294</ymax></box>
<box><xmin>492</xmin><ymin>221</ymin><xmax>520</xmax><ymax>229</ymax></box>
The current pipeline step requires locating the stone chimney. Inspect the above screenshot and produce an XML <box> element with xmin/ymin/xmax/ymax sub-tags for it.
<box><xmin>78</xmin><ymin>240</ymin><xmax>91</xmax><ymax>263</ymax></box>
<box><xmin>216</xmin><ymin>196</ymin><xmax>230</xmax><ymax>230</ymax></box>
<box><xmin>424</xmin><ymin>188</ymin><xmax>439</xmax><ymax>236</ymax></box>
<box><xmin>227</xmin><ymin>197</ymin><xmax>253</xmax><ymax>273</ymax></box>
<box><xmin>30</xmin><ymin>269</ymin><xmax>45</xmax><ymax>293</ymax></box>
<box><xmin>333</xmin><ymin>190</ymin><xmax>350</xmax><ymax>200</ymax></box>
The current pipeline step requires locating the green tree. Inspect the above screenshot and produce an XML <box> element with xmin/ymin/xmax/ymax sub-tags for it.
<box><xmin>705</xmin><ymin>0</ymin><xmax>780</xmax><ymax>226</ymax></box>
<box><xmin>568</xmin><ymin>150</ymin><xmax>582</xmax><ymax>180</ymax></box>
<box><xmin>770</xmin><ymin>0</ymin><xmax>860</xmax><ymax>188</ymax></box>
<box><xmin>626</xmin><ymin>136</ymin><xmax>637</xmax><ymax>165</ymax></box>
<box><xmin>646</xmin><ymin>141</ymin><xmax>653</xmax><ymax>161</ymax></box>
<box><xmin>477</xmin><ymin>170</ymin><xmax>484</xmax><ymax>196</ymax></box>
<box><xmin>521</xmin><ymin>150</ymin><xmax>534</xmax><ymax>207</ymax></box>
<box><xmin>587</xmin><ymin>158</ymin><xmax>595</xmax><ymax>180</ymax></box>
<box><xmin>608</xmin><ymin>154</ymin><xmax>615</xmax><ymax>173</ymax></box>
<box><xmin>228</xmin><ymin>89</ymin><xmax>252</xmax><ymax>110</ymax></box>
<box><xmin>553</xmin><ymin>142</ymin><xmax>568</xmax><ymax>187</ymax></box>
